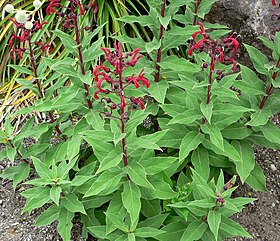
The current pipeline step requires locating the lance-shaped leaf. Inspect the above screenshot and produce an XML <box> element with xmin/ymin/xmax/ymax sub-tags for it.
<box><xmin>61</xmin><ymin>193</ymin><xmax>86</xmax><ymax>214</ymax></box>
<box><xmin>208</xmin><ymin>210</ymin><xmax>222</xmax><ymax>241</ymax></box>
<box><xmin>179</xmin><ymin>131</ymin><xmax>204</xmax><ymax>162</ymax></box>
<box><xmin>35</xmin><ymin>204</ymin><xmax>60</xmax><ymax>226</ymax></box>
<box><xmin>58</xmin><ymin>207</ymin><xmax>74</xmax><ymax>241</ymax></box>
<box><xmin>121</xmin><ymin>181</ymin><xmax>141</xmax><ymax>229</ymax></box>
<box><xmin>201</xmin><ymin>124</ymin><xmax>224</xmax><ymax>151</ymax></box>
<box><xmin>191</xmin><ymin>146</ymin><xmax>210</xmax><ymax>180</ymax></box>
<box><xmin>180</xmin><ymin>220</ymin><xmax>208</xmax><ymax>241</ymax></box>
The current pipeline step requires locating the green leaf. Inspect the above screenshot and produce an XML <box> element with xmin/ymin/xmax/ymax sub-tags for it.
<box><xmin>0</xmin><ymin>162</ymin><xmax>31</xmax><ymax>190</ymax></box>
<box><xmin>105</xmin><ymin>212</ymin><xmax>129</xmax><ymax>232</ymax></box>
<box><xmin>200</xmin><ymin>124</ymin><xmax>224</xmax><ymax>150</ymax></box>
<box><xmin>84</xmin><ymin>170</ymin><xmax>123</xmax><ymax>197</ymax></box>
<box><xmin>191</xmin><ymin>146</ymin><xmax>210</xmax><ymax>180</ymax></box>
<box><xmin>231</xmin><ymin>140</ymin><xmax>255</xmax><ymax>183</ymax></box>
<box><xmin>168</xmin><ymin>109</ymin><xmax>201</xmax><ymax>125</ymax></box>
<box><xmin>237</xmin><ymin>65</ymin><xmax>265</xmax><ymax>95</ymax></box>
<box><xmin>198</xmin><ymin>0</ymin><xmax>218</xmax><ymax>18</ymax></box>
<box><xmin>146</xmin><ymin>37</ymin><xmax>161</xmax><ymax>54</ymax></box>
<box><xmin>245</xmin><ymin>163</ymin><xmax>266</xmax><ymax>191</ymax></box>
<box><xmin>8</xmin><ymin>64</ymin><xmax>33</xmax><ymax>75</ymax></box>
<box><xmin>180</xmin><ymin>220</ymin><xmax>208</xmax><ymax>241</ymax></box>
<box><xmin>50</xmin><ymin>186</ymin><xmax>61</xmax><ymax>206</ymax></box>
<box><xmin>179</xmin><ymin>131</ymin><xmax>204</xmax><ymax>162</ymax></box>
<box><xmin>135</xmin><ymin>227</ymin><xmax>166</xmax><ymax>238</ymax></box>
<box><xmin>149</xmin><ymin>79</ymin><xmax>169</xmax><ymax>104</ymax></box>
<box><xmin>258</xmin><ymin>36</ymin><xmax>276</xmax><ymax>51</ymax></box>
<box><xmin>157</xmin><ymin>222</ymin><xmax>187</xmax><ymax>241</ymax></box>
<box><xmin>23</xmin><ymin>144</ymin><xmax>49</xmax><ymax>158</ymax></box>
<box><xmin>126</xmin><ymin>162</ymin><xmax>154</xmax><ymax>189</ymax></box>
<box><xmin>258</xmin><ymin>122</ymin><xmax>280</xmax><ymax>144</ymax></box>
<box><xmin>137</xmin><ymin>214</ymin><xmax>168</xmax><ymax>228</ymax></box>
<box><xmin>6</xmin><ymin>147</ymin><xmax>16</xmax><ymax>162</ymax></box>
<box><xmin>244</xmin><ymin>44</ymin><xmax>269</xmax><ymax>74</ymax></box>
<box><xmin>246</xmin><ymin>108</ymin><xmax>271</xmax><ymax>126</ymax></box>
<box><xmin>86</xmin><ymin>110</ymin><xmax>105</xmax><ymax>130</ymax></box>
<box><xmin>220</xmin><ymin>216</ymin><xmax>252</xmax><ymax>238</ymax></box>
<box><xmin>61</xmin><ymin>193</ymin><xmax>86</xmax><ymax>214</ymax></box>
<box><xmin>58</xmin><ymin>207</ymin><xmax>74</xmax><ymax>241</ymax></box>
<box><xmin>67</xmin><ymin>136</ymin><xmax>82</xmax><ymax>161</ymax></box>
<box><xmin>121</xmin><ymin>181</ymin><xmax>141</xmax><ymax>228</ymax></box>
<box><xmin>208</xmin><ymin>210</ymin><xmax>221</xmax><ymax>240</ymax></box>
<box><xmin>35</xmin><ymin>204</ymin><xmax>60</xmax><ymax>226</ymax></box>
<box><xmin>141</xmin><ymin>156</ymin><xmax>178</xmax><ymax>175</ymax></box>
<box><xmin>53</xmin><ymin>30</ymin><xmax>77</xmax><ymax>55</ymax></box>
<box><xmin>141</xmin><ymin>175</ymin><xmax>177</xmax><ymax>200</ymax></box>
<box><xmin>222</xmin><ymin>123</ymin><xmax>253</xmax><ymax>139</ymax></box>
<box><xmin>200</xmin><ymin>102</ymin><xmax>213</xmax><ymax>124</ymax></box>
<box><xmin>31</xmin><ymin>157</ymin><xmax>52</xmax><ymax>179</ymax></box>
<box><xmin>96</xmin><ymin>150</ymin><xmax>123</xmax><ymax>174</ymax></box>
<box><xmin>23</xmin><ymin>189</ymin><xmax>50</xmax><ymax>213</ymax></box>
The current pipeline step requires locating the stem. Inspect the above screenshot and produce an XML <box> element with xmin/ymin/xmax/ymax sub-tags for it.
<box><xmin>118</xmin><ymin>54</ymin><xmax>129</xmax><ymax>168</ymax></box>
<box><xmin>27</xmin><ymin>31</ymin><xmax>62</xmax><ymax>135</ymax></box>
<box><xmin>193</xmin><ymin>0</ymin><xmax>201</xmax><ymax>26</ymax></box>
<box><xmin>71</xmin><ymin>1</ymin><xmax>93</xmax><ymax>109</ymax></box>
<box><xmin>8</xmin><ymin>140</ymin><xmax>30</xmax><ymax>165</ymax></box>
<box><xmin>202</xmin><ymin>52</ymin><xmax>215</xmax><ymax>125</ymax></box>
<box><xmin>259</xmin><ymin>56</ymin><xmax>280</xmax><ymax>109</ymax></box>
<box><xmin>154</xmin><ymin>0</ymin><xmax>167</xmax><ymax>83</ymax></box>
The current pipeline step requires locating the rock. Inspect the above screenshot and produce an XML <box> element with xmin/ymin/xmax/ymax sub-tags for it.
<box><xmin>271</xmin><ymin>164</ymin><xmax>277</xmax><ymax>171</ymax></box>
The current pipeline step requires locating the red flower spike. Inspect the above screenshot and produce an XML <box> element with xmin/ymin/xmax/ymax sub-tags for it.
<box><xmin>224</xmin><ymin>37</ymin><xmax>239</xmax><ymax>53</ymax></box>
<box><xmin>9</xmin><ymin>35</ymin><xmax>19</xmax><ymax>47</ymax></box>
<box><xmin>135</xmin><ymin>98</ymin><xmax>145</xmax><ymax>110</ymax></box>
<box><xmin>94</xmin><ymin>89</ymin><xmax>109</xmax><ymax>99</ymax></box>
<box><xmin>210</xmin><ymin>57</ymin><xmax>217</xmax><ymax>71</ymax></box>
<box><xmin>8</xmin><ymin>17</ymin><xmax>20</xmax><ymax>27</ymax></box>
<box><xmin>121</xmin><ymin>94</ymin><xmax>126</xmax><ymax>108</ymax></box>
<box><xmin>218</xmin><ymin>47</ymin><xmax>224</xmax><ymax>62</ymax></box>
<box><xmin>77</xmin><ymin>0</ymin><xmax>85</xmax><ymax>15</ymax></box>
<box><xmin>272</xmin><ymin>0</ymin><xmax>276</xmax><ymax>6</ymax></box>
<box><xmin>20</xmin><ymin>31</ymin><xmax>26</xmax><ymax>42</ymax></box>
<box><xmin>46</xmin><ymin>0</ymin><xmax>60</xmax><ymax>15</ymax></box>
<box><xmin>9</xmin><ymin>49</ymin><xmax>16</xmax><ymax>59</ymax></box>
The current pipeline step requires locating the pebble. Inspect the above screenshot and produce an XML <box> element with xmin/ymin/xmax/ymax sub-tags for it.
<box><xmin>270</xmin><ymin>164</ymin><xmax>277</xmax><ymax>171</ymax></box>
<box><xmin>0</xmin><ymin>200</ymin><xmax>2</xmax><ymax>205</ymax></box>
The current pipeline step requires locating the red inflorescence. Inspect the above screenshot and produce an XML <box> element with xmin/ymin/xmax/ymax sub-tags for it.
<box><xmin>46</xmin><ymin>0</ymin><xmax>61</xmax><ymax>15</ymax></box>
<box><xmin>93</xmin><ymin>43</ymin><xmax>149</xmax><ymax>111</ymax></box>
<box><xmin>272</xmin><ymin>0</ymin><xmax>277</xmax><ymax>6</ymax></box>
<box><xmin>8</xmin><ymin>18</ymin><xmax>52</xmax><ymax>60</ymax></box>
<box><xmin>188</xmin><ymin>21</ymin><xmax>240</xmax><ymax>71</ymax></box>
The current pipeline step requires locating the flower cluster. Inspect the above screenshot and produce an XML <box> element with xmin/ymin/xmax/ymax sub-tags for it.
<box><xmin>93</xmin><ymin>43</ymin><xmax>150</xmax><ymax>117</ymax></box>
<box><xmin>47</xmin><ymin>0</ymin><xmax>98</xmax><ymax>29</ymax></box>
<box><xmin>8</xmin><ymin>18</ymin><xmax>51</xmax><ymax>59</ymax></box>
<box><xmin>189</xmin><ymin>22</ymin><xmax>239</xmax><ymax>71</ymax></box>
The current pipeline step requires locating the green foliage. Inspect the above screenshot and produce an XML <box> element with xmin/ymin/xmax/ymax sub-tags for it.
<box><xmin>1</xmin><ymin>0</ymin><xmax>279</xmax><ymax>241</ymax></box>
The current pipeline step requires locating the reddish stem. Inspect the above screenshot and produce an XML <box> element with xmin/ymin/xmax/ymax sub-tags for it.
<box><xmin>154</xmin><ymin>0</ymin><xmax>167</xmax><ymax>83</ymax></box>
<box><xmin>259</xmin><ymin>56</ymin><xmax>280</xmax><ymax>109</ymax></box>
<box><xmin>71</xmin><ymin>1</ymin><xmax>93</xmax><ymax>109</ymax></box>
<box><xmin>27</xmin><ymin>31</ymin><xmax>62</xmax><ymax>135</ymax></box>
<box><xmin>8</xmin><ymin>140</ymin><xmax>30</xmax><ymax>165</ymax></box>
<box><xmin>193</xmin><ymin>0</ymin><xmax>201</xmax><ymax>26</ymax></box>
<box><xmin>118</xmin><ymin>59</ymin><xmax>128</xmax><ymax>168</ymax></box>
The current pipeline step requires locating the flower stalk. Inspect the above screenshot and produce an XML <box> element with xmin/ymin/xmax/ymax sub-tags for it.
<box><xmin>70</xmin><ymin>0</ymin><xmax>93</xmax><ymax>109</ymax></box>
<box><xmin>259</xmin><ymin>56</ymin><xmax>280</xmax><ymax>109</ymax></box>
<box><xmin>154</xmin><ymin>0</ymin><xmax>167</xmax><ymax>83</ymax></box>
<box><xmin>193</xmin><ymin>0</ymin><xmax>201</xmax><ymax>26</ymax></box>
<box><xmin>93</xmin><ymin>43</ymin><xmax>150</xmax><ymax>171</ymax></box>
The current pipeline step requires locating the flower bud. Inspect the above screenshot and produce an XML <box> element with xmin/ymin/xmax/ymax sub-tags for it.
<box><xmin>15</xmin><ymin>10</ymin><xmax>28</xmax><ymax>24</ymax></box>
<box><xmin>4</xmin><ymin>4</ymin><xmax>14</xmax><ymax>14</ymax></box>
<box><xmin>33</xmin><ymin>0</ymin><xmax>43</xmax><ymax>9</ymax></box>
<box><xmin>24</xmin><ymin>21</ymin><xmax>33</xmax><ymax>30</ymax></box>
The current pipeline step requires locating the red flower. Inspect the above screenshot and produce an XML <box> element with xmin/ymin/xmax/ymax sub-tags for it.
<box><xmin>76</xmin><ymin>0</ymin><xmax>85</xmax><ymax>15</ymax></box>
<box><xmin>46</xmin><ymin>0</ymin><xmax>60</xmax><ymax>15</ymax></box>
<box><xmin>94</xmin><ymin>89</ymin><xmax>109</xmax><ymax>99</ymax></box>
<box><xmin>272</xmin><ymin>0</ymin><xmax>276</xmax><ymax>6</ymax></box>
<box><xmin>9</xmin><ymin>35</ymin><xmax>20</xmax><ymax>47</ymax></box>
